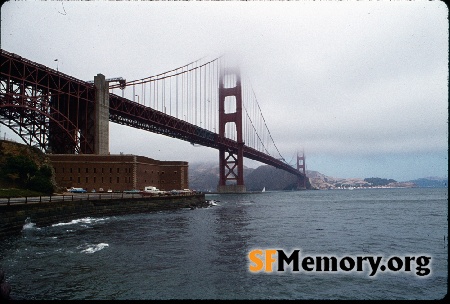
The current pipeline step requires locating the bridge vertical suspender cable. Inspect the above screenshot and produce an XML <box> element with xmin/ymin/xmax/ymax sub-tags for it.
<box><xmin>108</xmin><ymin>54</ymin><xmax>290</xmax><ymax>166</ymax></box>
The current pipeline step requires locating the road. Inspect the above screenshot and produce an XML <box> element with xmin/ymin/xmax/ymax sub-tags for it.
<box><xmin>0</xmin><ymin>192</ymin><xmax>147</xmax><ymax>205</ymax></box>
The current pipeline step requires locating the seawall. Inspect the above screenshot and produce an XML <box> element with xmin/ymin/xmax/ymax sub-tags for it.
<box><xmin>0</xmin><ymin>194</ymin><xmax>206</xmax><ymax>239</ymax></box>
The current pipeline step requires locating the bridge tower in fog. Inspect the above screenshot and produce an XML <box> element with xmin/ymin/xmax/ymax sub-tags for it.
<box><xmin>297</xmin><ymin>150</ymin><xmax>306</xmax><ymax>189</ymax></box>
<box><xmin>217</xmin><ymin>66</ymin><xmax>246</xmax><ymax>193</ymax></box>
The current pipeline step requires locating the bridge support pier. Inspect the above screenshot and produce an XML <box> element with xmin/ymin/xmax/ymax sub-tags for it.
<box><xmin>217</xmin><ymin>67</ymin><xmax>246</xmax><ymax>193</ymax></box>
<box><xmin>93</xmin><ymin>74</ymin><xmax>109</xmax><ymax>155</ymax></box>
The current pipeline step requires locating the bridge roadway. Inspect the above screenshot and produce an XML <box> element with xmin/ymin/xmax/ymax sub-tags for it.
<box><xmin>0</xmin><ymin>49</ymin><xmax>304</xmax><ymax>178</ymax></box>
<box><xmin>0</xmin><ymin>192</ymin><xmax>200</xmax><ymax>206</ymax></box>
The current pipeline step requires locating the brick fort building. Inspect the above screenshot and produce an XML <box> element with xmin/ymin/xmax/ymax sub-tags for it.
<box><xmin>49</xmin><ymin>154</ymin><xmax>188</xmax><ymax>192</ymax></box>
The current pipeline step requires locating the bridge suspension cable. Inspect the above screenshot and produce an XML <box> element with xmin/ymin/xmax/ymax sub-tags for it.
<box><xmin>110</xmin><ymin>56</ymin><xmax>223</xmax><ymax>133</ymax></box>
<box><xmin>241</xmin><ymin>77</ymin><xmax>288</xmax><ymax>165</ymax></box>
<box><xmin>109</xmin><ymin>55</ymin><xmax>291</xmax><ymax>167</ymax></box>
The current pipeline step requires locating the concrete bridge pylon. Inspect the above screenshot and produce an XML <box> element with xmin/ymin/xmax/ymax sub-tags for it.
<box><xmin>93</xmin><ymin>74</ymin><xmax>109</xmax><ymax>155</ymax></box>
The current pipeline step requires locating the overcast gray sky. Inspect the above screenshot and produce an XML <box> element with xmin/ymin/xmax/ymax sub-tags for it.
<box><xmin>1</xmin><ymin>0</ymin><xmax>448</xmax><ymax>181</ymax></box>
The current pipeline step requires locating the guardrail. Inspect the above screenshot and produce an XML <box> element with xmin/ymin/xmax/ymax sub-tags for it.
<box><xmin>0</xmin><ymin>191</ymin><xmax>201</xmax><ymax>206</ymax></box>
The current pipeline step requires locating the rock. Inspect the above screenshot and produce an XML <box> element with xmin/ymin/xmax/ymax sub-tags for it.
<box><xmin>0</xmin><ymin>269</ymin><xmax>11</xmax><ymax>300</ymax></box>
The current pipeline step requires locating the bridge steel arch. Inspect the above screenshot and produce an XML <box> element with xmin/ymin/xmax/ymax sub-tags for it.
<box><xmin>0</xmin><ymin>50</ymin><xmax>96</xmax><ymax>154</ymax></box>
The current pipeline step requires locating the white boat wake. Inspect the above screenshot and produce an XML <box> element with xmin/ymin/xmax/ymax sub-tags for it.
<box><xmin>207</xmin><ymin>200</ymin><xmax>220</xmax><ymax>206</ymax></box>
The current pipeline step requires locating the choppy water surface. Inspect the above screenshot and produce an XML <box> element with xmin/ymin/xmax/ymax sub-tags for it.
<box><xmin>0</xmin><ymin>188</ymin><xmax>447</xmax><ymax>300</ymax></box>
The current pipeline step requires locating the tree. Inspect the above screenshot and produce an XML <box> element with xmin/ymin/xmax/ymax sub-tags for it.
<box><xmin>0</xmin><ymin>155</ymin><xmax>55</xmax><ymax>194</ymax></box>
<box><xmin>1</xmin><ymin>155</ymin><xmax>37</xmax><ymax>187</ymax></box>
<box><xmin>28</xmin><ymin>165</ymin><xmax>55</xmax><ymax>194</ymax></box>
<box><xmin>364</xmin><ymin>177</ymin><xmax>397</xmax><ymax>186</ymax></box>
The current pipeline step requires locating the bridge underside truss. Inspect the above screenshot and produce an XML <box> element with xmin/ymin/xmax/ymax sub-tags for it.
<box><xmin>109</xmin><ymin>94</ymin><xmax>218</xmax><ymax>147</ymax></box>
<box><xmin>0</xmin><ymin>50</ymin><xmax>96</xmax><ymax>154</ymax></box>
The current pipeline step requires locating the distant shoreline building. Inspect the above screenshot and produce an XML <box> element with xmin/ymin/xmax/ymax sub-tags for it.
<box><xmin>48</xmin><ymin>154</ymin><xmax>188</xmax><ymax>192</ymax></box>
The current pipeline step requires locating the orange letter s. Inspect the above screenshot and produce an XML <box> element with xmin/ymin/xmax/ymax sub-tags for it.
<box><xmin>249</xmin><ymin>249</ymin><xmax>264</xmax><ymax>272</ymax></box>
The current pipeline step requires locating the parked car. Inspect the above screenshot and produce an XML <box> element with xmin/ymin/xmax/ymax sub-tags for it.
<box><xmin>123</xmin><ymin>189</ymin><xmax>140</xmax><ymax>194</ymax></box>
<box><xmin>68</xmin><ymin>187</ymin><xmax>87</xmax><ymax>193</ymax></box>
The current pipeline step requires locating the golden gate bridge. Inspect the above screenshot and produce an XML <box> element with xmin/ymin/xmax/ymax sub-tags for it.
<box><xmin>0</xmin><ymin>49</ymin><xmax>306</xmax><ymax>192</ymax></box>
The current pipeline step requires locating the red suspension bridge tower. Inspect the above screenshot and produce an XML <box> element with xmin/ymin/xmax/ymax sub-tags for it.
<box><xmin>297</xmin><ymin>150</ymin><xmax>306</xmax><ymax>189</ymax></box>
<box><xmin>217</xmin><ymin>66</ymin><xmax>246</xmax><ymax>193</ymax></box>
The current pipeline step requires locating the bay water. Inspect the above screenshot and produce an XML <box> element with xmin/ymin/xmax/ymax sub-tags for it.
<box><xmin>0</xmin><ymin>187</ymin><xmax>447</xmax><ymax>300</ymax></box>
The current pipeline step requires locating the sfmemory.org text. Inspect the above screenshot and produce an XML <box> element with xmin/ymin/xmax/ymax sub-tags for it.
<box><xmin>248</xmin><ymin>249</ymin><xmax>431</xmax><ymax>277</ymax></box>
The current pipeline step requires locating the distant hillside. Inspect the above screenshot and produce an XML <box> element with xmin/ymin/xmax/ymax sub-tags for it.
<box><xmin>306</xmin><ymin>171</ymin><xmax>420</xmax><ymax>189</ymax></box>
<box><xmin>306</xmin><ymin>170</ymin><xmax>371</xmax><ymax>189</ymax></box>
<box><xmin>188</xmin><ymin>162</ymin><xmax>311</xmax><ymax>191</ymax></box>
<box><xmin>245</xmin><ymin>165</ymin><xmax>312</xmax><ymax>191</ymax></box>
<box><xmin>407</xmin><ymin>177</ymin><xmax>448</xmax><ymax>188</ymax></box>
<box><xmin>188</xmin><ymin>162</ymin><xmax>219</xmax><ymax>191</ymax></box>
<box><xmin>188</xmin><ymin>162</ymin><xmax>255</xmax><ymax>192</ymax></box>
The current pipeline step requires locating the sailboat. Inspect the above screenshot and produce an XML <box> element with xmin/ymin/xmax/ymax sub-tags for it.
<box><xmin>262</xmin><ymin>187</ymin><xmax>266</xmax><ymax>192</ymax></box>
